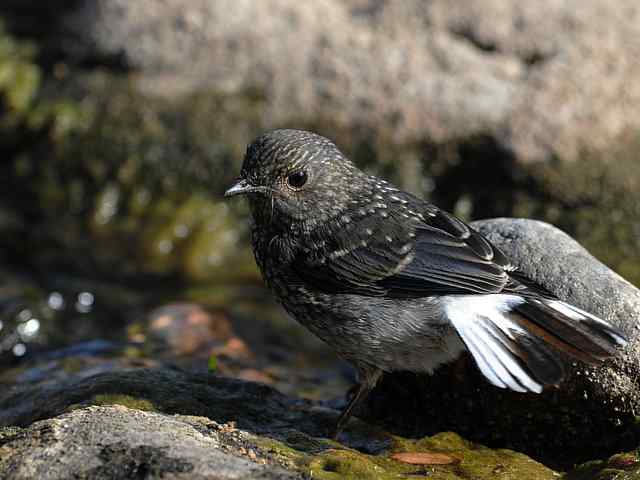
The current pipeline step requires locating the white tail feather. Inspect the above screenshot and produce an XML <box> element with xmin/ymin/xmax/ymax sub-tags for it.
<box><xmin>445</xmin><ymin>294</ymin><xmax>543</xmax><ymax>393</ymax></box>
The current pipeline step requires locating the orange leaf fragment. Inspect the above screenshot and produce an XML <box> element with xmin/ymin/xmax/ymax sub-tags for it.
<box><xmin>391</xmin><ymin>452</ymin><xmax>460</xmax><ymax>465</ymax></box>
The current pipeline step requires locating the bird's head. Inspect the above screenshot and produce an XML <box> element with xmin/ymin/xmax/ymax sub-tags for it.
<box><xmin>225</xmin><ymin>129</ymin><xmax>362</xmax><ymax>231</ymax></box>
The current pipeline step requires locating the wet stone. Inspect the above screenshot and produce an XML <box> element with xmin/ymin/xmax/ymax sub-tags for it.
<box><xmin>0</xmin><ymin>368</ymin><xmax>560</xmax><ymax>479</ymax></box>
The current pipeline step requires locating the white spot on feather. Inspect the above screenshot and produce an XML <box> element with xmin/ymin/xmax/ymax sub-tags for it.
<box><xmin>399</xmin><ymin>244</ymin><xmax>412</xmax><ymax>254</ymax></box>
<box><xmin>329</xmin><ymin>248</ymin><xmax>352</xmax><ymax>259</ymax></box>
<box><xmin>547</xmin><ymin>300</ymin><xmax>585</xmax><ymax>321</ymax></box>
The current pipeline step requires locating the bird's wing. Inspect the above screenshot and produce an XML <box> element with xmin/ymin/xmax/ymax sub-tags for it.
<box><xmin>292</xmin><ymin>194</ymin><xmax>513</xmax><ymax>296</ymax></box>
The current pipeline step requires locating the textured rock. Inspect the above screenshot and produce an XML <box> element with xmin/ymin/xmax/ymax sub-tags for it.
<box><xmin>0</xmin><ymin>369</ymin><xmax>559</xmax><ymax>479</ymax></box>
<box><xmin>4</xmin><ymin>0</ymin><xmax>639</xmax><ymax>164</ymax></box>
<box><xmin>0</xmin><ymin>405</ymin><xmax>296</xmax><ymax>480</ymax></box>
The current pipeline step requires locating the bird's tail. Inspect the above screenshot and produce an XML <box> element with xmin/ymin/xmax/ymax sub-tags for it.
<box><xmin>446</xmin><ymin>294</ymin><xmax>627</xmax><ymax>393</ymax></box>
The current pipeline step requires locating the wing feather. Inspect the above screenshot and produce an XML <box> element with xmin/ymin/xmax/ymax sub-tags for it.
<box><xmin>293</xmin><ymin>194</ymin><xmax>511</xmax><ymax>297</ymax></box>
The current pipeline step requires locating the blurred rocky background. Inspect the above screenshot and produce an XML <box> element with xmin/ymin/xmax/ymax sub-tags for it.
<box><xmin>0</xmin><ymin>1</ymin><xmax>639</xmax><ymax>479</ymax></box>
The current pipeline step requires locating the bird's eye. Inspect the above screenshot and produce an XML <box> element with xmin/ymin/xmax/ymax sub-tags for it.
<box><xmin>286</xmin><ymin>171</ymin><xmax>308</xmax><ymax>189</ymax></box>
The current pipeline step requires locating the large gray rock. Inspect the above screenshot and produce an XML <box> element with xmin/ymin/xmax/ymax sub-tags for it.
<box><xmin>4</xmin><ymin>0</ymin><xmax>639</xmax><ymax>164</ymax></box>
<box><xmin>0</xmin><ymin>405</ymin><xmax>296</xmax><ymax>479</ymax></box>
<box><xmin>0</xmin><ymin>369</ymin><xmax>562</xmax><ymax>479</ymax></box>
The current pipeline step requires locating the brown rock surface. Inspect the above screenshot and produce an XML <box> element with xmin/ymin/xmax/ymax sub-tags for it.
<box><xmin>5</xmin><ymin>0</ymin><xmax>635</xmax><ymax>163</ymax></box>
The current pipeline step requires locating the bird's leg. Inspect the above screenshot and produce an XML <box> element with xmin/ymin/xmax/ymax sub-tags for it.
<box><xmin>331</xmin><ymin>383</ymin><xmax>372</xmax><ymax>439</ymax></box>
<box><xmin>331</xmin><ymin>367</ymin><xmax>382</xmax><ymax>440</ymax></box>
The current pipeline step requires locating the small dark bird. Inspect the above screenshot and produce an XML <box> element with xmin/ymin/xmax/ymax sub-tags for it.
<box><xmin>225</xmin><ymin>129</ymin><xmax>627</xmax><ymax>438</ymax></box>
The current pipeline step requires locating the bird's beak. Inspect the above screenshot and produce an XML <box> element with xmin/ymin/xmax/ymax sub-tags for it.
<box><xmin>224</xmin><ymin>178</ymin><xmax>264</xmax><ymax>197</ymax></box>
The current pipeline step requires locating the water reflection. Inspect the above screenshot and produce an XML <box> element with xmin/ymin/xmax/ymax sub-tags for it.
<box><xmin>75</xmin><ymin>292</ymin><xmax>95</xmax><ymax>313</ymax></box>
<box><xmin>17</xmin><ymin>318</ymin><xmax>40</xmax><ymax>338</ymax></box>
<box><xmin>48</xmin><ymin>292</ymin><xmax>65</xmax><ymax>310</ymax></box>
<box><xmin>0</xmin><ymin>273</ymin><xmax>135</xmax><ymax>364</ymax></box>
<box><xmin>12</xmin><ymin>343</ymin><xmax>26</xmax><ymax>356</ymax></box>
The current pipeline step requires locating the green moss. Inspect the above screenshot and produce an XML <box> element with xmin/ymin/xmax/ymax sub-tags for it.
<box><xmin>566</xmin><ymin>450</ymin><xmax>640</xmax><ymax>479</ymax></box>
<box><xmin>0</xmin><ymin>426</ymin><xmax>22</xmax><ymax>443</ymax></box>
<box><xmin>256</xmin><ymin>430</ymin><xmax>557</xmax><ymax>480</ymax></box>
<box><xmin>0</xmin><ymin>23</ymin><xmax>40</xmax><ymax>121</ymax></box>
<box><xmin>253</xmin><ymin>436</ymin><xmax>314</xmax><ymax>471</ymax></box>
<box><xmin>309</xmin><ymin>450</ymin><xmax>400</xmax><ymax>480</ymax></box>
<box><xmin>0</xmin><ymin>21</ymin><xmax>90</xmax><ymax>141</ymax></box>
<box><xmin>207</xmin><ymin>354</ymin><xmax>218</xmax><ymax>373</ymax></box>
<box><xmin>363</xmin><ymin>365</ymin><xmax>638</xmax><ymax>470</ymax></box>
<box><xmin>91</xmin><ymin>394</ymin><xmax>158</xmax><ymax>412</ymax></box>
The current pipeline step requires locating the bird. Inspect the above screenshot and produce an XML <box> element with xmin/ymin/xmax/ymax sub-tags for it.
<box><xmin>225</xmin><ymin>129</ymin><xmax>628</xmax><ymax>439</ymax></box>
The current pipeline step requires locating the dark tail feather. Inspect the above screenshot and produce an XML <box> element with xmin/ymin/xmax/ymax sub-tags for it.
<box><xmin>513</xmin><ymin>298</ymin><xmax>627</xmax><ymax>365</ymax></box>
<box><xmin>483</xmin><ymin>312</ymin><xmax>566</xmax><ymax>387</ymax></box>
<box><xmin>447</xmin><ymin>294</ymin><xmax>627</xmax><ymax>394</ymax></box>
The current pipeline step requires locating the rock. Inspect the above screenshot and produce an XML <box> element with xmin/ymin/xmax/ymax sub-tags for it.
<box><xmin>145</xmin><ymin>303</ymin><xmax>234</xmax><ymax>357</ymax></box>
<box><xmin>4</xmin><ymin>0</ymin><xmax>640</xmax><ymax>166</ymax></box>
<box><xmin>572</xmin><ymin>451</ymin><xmax>640</xmax><ymax>479</ymax></box>
<box><xmin>0</xmin><ymin>368</ymin><xmax>559</xmax><ymax>479</ymax></box>
<box><xmin>363</xmin><ymin>218</ymin><xmax>640</xmax><ymax>466</ymax></box>
<box><xmin>0</xmin><ymin>405</ymin><xmax>296</xmax><ymax>479</ymax></box>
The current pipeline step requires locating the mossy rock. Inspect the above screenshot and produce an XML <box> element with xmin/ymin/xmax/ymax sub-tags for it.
<box><xmin>303</xmin><ymin>432</ymin><xmax>557</xmax><ymax>480</ymax></box>
<box><xmin>362</xmin><ymin>364</ymin><xmax>638</xmax><ymax>470</ymax></box>
<box><xmin>0</xmin><ymin>69</ymin><xmax>264</xmax><ymax>283</ymax></box>
<box><xmin>89</xmin><ymin>394</ymin><xmax>158</xmax><ymax>412</ymax></box>
<box><xmin>0</xmin><ymin>22</ymin><xmax>40</xmax><ymax>126</ymax></box>
<box><xmin>0</xmin><ymin>367</ymin><xmax>562</xmax><ymax>479</ymax></box>
<box><xmin>568</xmin><ymin>451</ymin><xmax>640</xmax><ymax>480</ymax></box>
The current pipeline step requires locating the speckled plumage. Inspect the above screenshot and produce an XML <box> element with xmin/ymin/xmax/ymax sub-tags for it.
<box><xmin>226</xmin><ymin>129</ymin><xmax>627</xmax><ymax>438</ymax></box>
